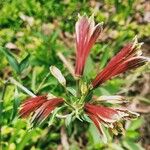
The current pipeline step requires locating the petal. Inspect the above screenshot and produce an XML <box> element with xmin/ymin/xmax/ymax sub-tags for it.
<box><xmin>115</xmin><ymin>108</ymin><xmax>139</xmax><ymax>119</ymax></box>
<box><xmin>86</xmin><ymin>112</ymin><xmax>107</xmax><ymax>143</ymax></box>
<box><xmin>30</xmin><ymin>98</ymin><xmax>64</xmax><ymax>124</ymax></box>
<box><xmin>110</xmin><ymin>56</ymin><xmax>149</xmax><ymax>77</ymax></box>
<box><xmin>87</xmin><ymin>112</ymin><xmax>103</xmax><ymax>134</ymax></box>
<box><xmin>19</xmin><ymin>96</ymin><xmax>47</xmax><ymax>118</ymax></box>
<box><xmin>75</xmin><ymin>14</ymin><xmax>103</xmax><ymax>76</ymax></box>
<box><xmin>85</xmin><ymin>104</ymin><xmax>120</xmax><ymax>123</ymax></box>
<box><xmin>92</xmin><ymin>38</ymin><xmax>148</xmax><ymax>88</ymax></box>
<box><xmin>95</xmin><ymin>95</ymin><xmax>127</xmax><ymax>104</ymax></box>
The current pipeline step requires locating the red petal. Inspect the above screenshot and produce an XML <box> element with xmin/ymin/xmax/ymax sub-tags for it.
<box><xmin>86</xmin><ymin>112</ymin><xmax>103</xmax><ymax>134</ymax></box>
<box><xmin>75</xmin><ymin>15</ymin><xmax>102</xmax><ymax>76</ymax></box>
<box><xmin>85</xmin><ymin>103</ymin><xmax>120</xmax><ymax>123</ymax></box>
<box><xmin>110</xmin><ymin>56</ymin><xmax>148</xmax><ymax>77</ymax></box>
<box><xmin>19</xmin><ymin>96</ymin><xmax>47</xmax><ymax>118</ymax></box>
<box><xmin>30</xmin><ymin>98</ymin><xmax>64</xmax><ymax>124</ymax></box>
<box><xmin>92</xmin><ymin>42</ymin><xmax>148</xmax><ymax>88</ymax></box>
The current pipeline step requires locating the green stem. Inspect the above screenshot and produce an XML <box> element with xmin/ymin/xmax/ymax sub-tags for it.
<box><xmin>76</xmin><ymin>78</ymin><xmax>80</xmax><ymax>98</ymax></box>
<box><xmin>64</xmin><ymin>100</ymin><xmax>76</xmax><ymax>110</ymax></box>
<box><xmin>35</xmin><ymin>72</ymin><xmax>50</xmax><ymax>93</ymax></box>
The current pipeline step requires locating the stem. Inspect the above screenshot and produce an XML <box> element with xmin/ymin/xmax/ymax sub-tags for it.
<box><xmin>35</xmin><ymin>72</ymin><xmax>50</xmax><ymax>93</ymax></box>
<box><xmin>64</xmin><ymin>100</ymin><xmax>76</xmax><ymax>110</ymax></box>
<box><xmin>9</xmin><ymin>77</ymin><xmax>36</xmax><ymax>97</ymax></box>
<box><xmin>76</xmin><ymin>78</ymin><xmax>80</xmax><ymax>98</ymax></box>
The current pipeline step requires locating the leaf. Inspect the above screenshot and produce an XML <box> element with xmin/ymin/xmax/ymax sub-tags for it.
<box><xmin>81</xmin><ymin>113</ymin><xmax>92</xmax><ymax>123</ymax></box>
<box><xmin>84</xmin><ymin>56</ymin><xmax>95</xmax><ymax>78</ymax></box>
<box><xmin>0</xmin><ymin>46</ymin><xmax>20</xmax><ymax>74</ymax></box>
<box><xmin>126</xmin><ymin>130</ymin><xmax>140</xmax><ymax>140</ymax></box>
<box><xmin>66</xmin><ymin>87</ymin><xmax>76</xmax><ymax>96</ymax></box>
<box><xmin>99</xmin><ymin>45</ymin><xmax>109</xmax><ymax>69</ymax></box>
<box><xmin>48</xmin><ymin>107</ymin><xmax>63</xmax><ymax>126</ymax></box>
<box><xmin>65</xmin><ymin>114</ymin><xmax>72</xmax><ymax>127</ymax></box>
<box><xmin>122</xmin><ymin>140</ymin><xmax>144</xmax><ymax>150</ymax></box>
<box><xmin>16</xmin><ymin>130</ymin><xmax>36</xmax><ymax>150</ymax></box>
<box><xmin>10</xmin><ymin>88</ymin><xmax>20</xmax><ymax>121</ymax></box>
<box><xmin>127</xmin><ymin>118</ymin><xmax>144</xmax><ymax>131</ymax></box>
<box><xmin>89</xmin><ymin>124</ymin><xmax>102</xmax><ymax>145</ymax></box>
<box><xmin>19</xmin><ymin>54</ymin><xmax>30</xmax><ymax>72</ymax></box>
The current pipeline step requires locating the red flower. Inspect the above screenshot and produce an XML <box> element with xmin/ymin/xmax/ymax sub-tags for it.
<box><xmin>75</xmin><ymin>14</ymin><xmax>102</xmax><ymax>77</ymax></box>
<box><xmin>92</xmin><ymin>38</ymin><xmax>149</xmax><ymax>88</ymax></box>
<box><xmin>84</xmin><ymin>103</ymin><xmax>138</xmax><ymax>137</ymax></box>
<box><xmin>19</xmin><ymin>96</ymin><xmax>64</xmax><ymax>124</ymax></box>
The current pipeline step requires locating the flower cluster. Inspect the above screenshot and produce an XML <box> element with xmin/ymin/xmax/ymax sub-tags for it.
<box><xmin>19</xmin><ymin>14</ymin><xmax>149</xmax><ymax>140</ymax></box>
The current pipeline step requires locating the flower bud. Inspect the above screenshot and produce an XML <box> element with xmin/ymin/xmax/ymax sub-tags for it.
<box><xmin>50</xmin><ymin>66</ymin><xmax>66</xmax><ymax>86</ymax></box>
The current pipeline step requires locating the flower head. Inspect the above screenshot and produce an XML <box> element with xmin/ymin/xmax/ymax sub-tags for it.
<box><xmin>84</xmin><ymin>103</ymin><xmax>139</xmax><ymax>139</ymax></box>
<box><xmin>19</xmin><ymin>96</ymin><xmax>64</xmax><ymax>124</ymax></box>
<box><xmin>75</xmin><ymin>14</ymin><xmax>103</xmax><ymax>77</ymax></box>
<box><xmin>92</xmin><ymin>37</ymin><xmax>149</xmax><ymax>88</ymax></box>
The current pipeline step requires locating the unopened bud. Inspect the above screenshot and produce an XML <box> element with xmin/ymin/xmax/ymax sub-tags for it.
<box><xmin>50</xmin><ymin>66</ymin><xmax>66</xmax><ymax>86</ymax></box>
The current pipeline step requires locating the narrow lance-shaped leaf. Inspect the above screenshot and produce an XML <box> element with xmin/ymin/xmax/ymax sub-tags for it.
<box><xmin>0</xmin><ymin>46</ymin><xmax>20</xmax><ymax>74</ymax></box>
<box><xmin>19</xmin><ymin>54</ymin><xmax>30</xmax><ymax>72</ymax></box>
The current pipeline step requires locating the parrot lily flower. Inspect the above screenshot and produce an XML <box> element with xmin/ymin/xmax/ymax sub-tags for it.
<box><xmin>19</xmin><ymin>96</ymin><xmax>64</xmax><ymax>124</ymax></box>
<box><xmin>75</xmin><ymin>14</ymin><xmax>103</xmax><ymax>77</ymax></box>
<box><xmin>92</xmin><ymin>37</ymin><xmax>149</xmax><ymax>88</ymax></box>
<box><xmin>84</xmin><ymin>103</ymin><xmax>139</xmax><ymax>139</ymax></box>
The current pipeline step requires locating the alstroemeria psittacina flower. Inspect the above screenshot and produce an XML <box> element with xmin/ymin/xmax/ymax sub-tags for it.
<box><xmin>92</xmin><ymin>37</ymin><xmax>149</xmax><ymax>88</ymax></box>
<box><xmin>84</xmin><ymin>103</ymin><xmax>139</xmax><ymax>140</ymax></box>
<box><xmin>75</xmin><ymin>14</ymin><xmax>102</xmax><ymax>76</ymax></box>
<box><xmin>19</xmin><ymin>96</ymin><xmax>63</xmax><ymax>125</ymax></box>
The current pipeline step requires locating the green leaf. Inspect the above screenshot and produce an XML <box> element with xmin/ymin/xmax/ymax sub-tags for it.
<box><xmin>89</xmin><ymin>124</ymin><xmax>102</xmax><ymax>145</ymax></box>
<box><xmin>127</xmin><ymin>118</ymin><xmax>144</xmax><ymax>131</ymax></box>
<box><xmin>65</xmin><ymin>114</ymin><xmax>72</xmax><ymax>127</ymax></box>
<box><xmin>122</xmin><ymin>140</ymin><xmax>144</xmax><ymax>150</ymax></box>
<box><xmin>0</xmin><ymin>46</ymin><xmax>20</xmax><ymax>74</ymax></box>
<box><xmin>126</xmin><ymin>131</ymin><xmax>140</xmax><ymax>140</ymax></box>
<box><xmin>99</xmin><ymin>45</ymin><xmax>109</xmax><ymax>69</ymax></box>
<box><xmin>48</xmin><ymin>107</ymin><xmax>63</xmax><ymax>126</ymax></box>
<box><xmin>16</xmin><ymin>130</ymin><xmax>36</xmax><ymax>150</ymax></box>
<box><xmin>81</xmin><ymin>113</ymin><xmax>92</xmax><ymax>123</ymax></box>
<box><xmin>66</xmin><ymin>87</ymin><xmax>77</xmax><ymax>97</ymax></box>
<box><xmin>10</xmin><ymin>97</ymin><xmax>20</xmax><ymax>121</ymax></box>
<box><xmin>19</xmin><ymin>54</ymin><xmax>30</xmax><ymax>72</ymax></box>
<box><xmin>84</xmin><ymin>56</ymin><xmax>95</xmax><ymax>78</ymax></box>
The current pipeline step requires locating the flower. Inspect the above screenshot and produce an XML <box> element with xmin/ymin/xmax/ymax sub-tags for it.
<box><xmin>92</xmin><ymin>37</ymin><xmax>149</xmax><ymax>88</ymax></box>
<box><xmin>75</xmin><ymin>14</ymin><xmax>102</xmax><ymax>77</ymax></box>
<box><xmin>19</xmin><ymin>96</ymin><xmax>64</xmax><ymax>124</ymax></box>
<box><xmin>84</xmin><ymin>103</ymin><xmax>139</xmax><ymax>139</ymax></box>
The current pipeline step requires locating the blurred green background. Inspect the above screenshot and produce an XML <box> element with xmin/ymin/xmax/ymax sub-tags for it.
<box><xmin>0</xmin><ymin>0</ymin><xmax>150</xmax><ymax>150</ymax></box>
